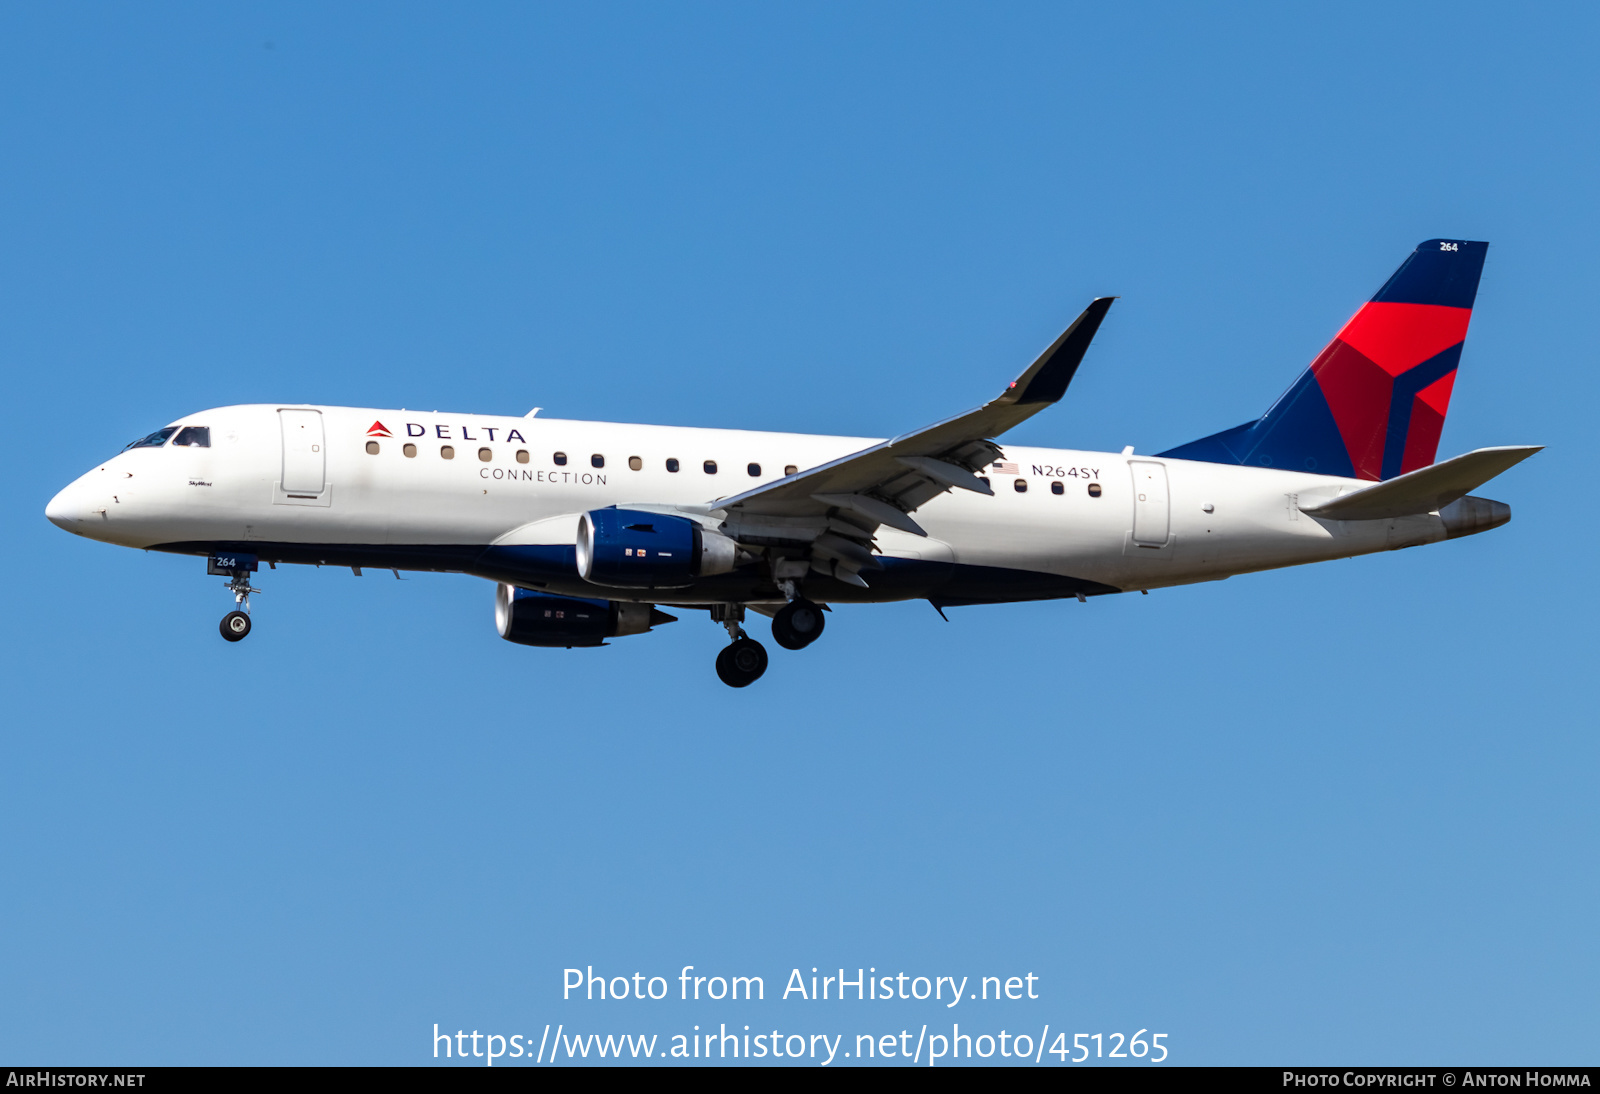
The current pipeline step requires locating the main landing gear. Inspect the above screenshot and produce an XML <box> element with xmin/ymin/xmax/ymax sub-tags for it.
<box><xmin>709</xmin><ymin>591</ymin><xmax>828</xmax><ymax>687</ymax></box>
<box><xmin>711</xmin><ymin>604</ymin><xmax>768</xmax><ymax>688</ymax></box>
<box><xmin>716</xmin><ymin>638</ymin><xmax>769</xmax><ymax>688</ymax></box>
<box><xmin>771</xmin><ymin>598</ymin><xmax>825</xmax><ymax>650</ymax></box>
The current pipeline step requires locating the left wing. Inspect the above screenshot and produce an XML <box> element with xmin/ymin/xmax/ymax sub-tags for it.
<box><xmin>709</xmin><ymin>297</ymin><xmax>1114</xmax><ymax>584</ymax></box>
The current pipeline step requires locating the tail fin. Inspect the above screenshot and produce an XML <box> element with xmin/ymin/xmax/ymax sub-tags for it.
<box><xmin>1159</xmin><ymin>239</ymin><xmax>1489</xmax><ymax>480</ymax></box>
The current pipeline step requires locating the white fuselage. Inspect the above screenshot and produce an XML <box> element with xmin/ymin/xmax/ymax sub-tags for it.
<box><xmin>45</xmin><ymin>403</ymin><xmax>1469</xmax><ymax>605</ymax></box>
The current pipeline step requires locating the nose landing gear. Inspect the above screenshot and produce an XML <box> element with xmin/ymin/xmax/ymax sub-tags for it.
<box><xmin>220</xmin><ymin>610</ymin><xmax>252</xmax><ymax>642</ymax></box>
<box><xmin>209</xmin><ymin>554</ymin><xmax>261</xmax><ymax>643</ymax></box>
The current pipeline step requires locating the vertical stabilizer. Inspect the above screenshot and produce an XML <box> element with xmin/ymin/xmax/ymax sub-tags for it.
<box><xmin>1159</xmin><ymin>240</ymin><xmax>1488</xmax><ymax>479</ymax></box>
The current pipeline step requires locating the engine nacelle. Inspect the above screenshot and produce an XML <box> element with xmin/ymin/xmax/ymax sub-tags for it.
<box><xmin>575</xmin><ymin>508</ymin><xmax>742</xmax><ymax>589</ymax></box>
<box><xmin>495</xmin><ymin>584</ymin><xmax>676</xmax><ymax>648</ymax></box>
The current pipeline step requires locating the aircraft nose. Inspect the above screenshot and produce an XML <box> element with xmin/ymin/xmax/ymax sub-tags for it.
<box><xmin>45</xmin><ymin>479</ymin><xmax>98</xmax><ymax>530</ymax></box>
<box><xmin>45</xmin><ymin>485</ymin><xmax>77</xmax><ymax>529</ymax></box>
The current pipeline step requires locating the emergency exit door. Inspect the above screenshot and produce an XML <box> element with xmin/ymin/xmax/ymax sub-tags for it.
<box><xmin>279</xmin><ymin>409</ymin><xmax>326</xmax><ymax>496</ymax></box>
<box><xmin>1129</xmin><ymin>460</ymin><xmax>1170</xmax><ymax>546</ymax></box>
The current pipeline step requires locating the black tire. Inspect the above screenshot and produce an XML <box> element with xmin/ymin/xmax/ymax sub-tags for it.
<box><xmin>715</xmin><ymin>637</ymin><xmax>768</xmax><ymax>687</ymax></box>
<box><xmin>771</xmin><ymin>599</ymin><xmax>826</xmax><ymax>650</ymax></box>
<box><xmin>220</xmin><ymin>611</ymin><xmax>251</xmax><ymax>642</ymax></box>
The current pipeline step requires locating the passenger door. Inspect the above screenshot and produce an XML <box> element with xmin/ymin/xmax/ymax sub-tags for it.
<box><xmin>278</xmin><ymin>409</ymin><xmax>326</xmax><ymax>499</ymax></box>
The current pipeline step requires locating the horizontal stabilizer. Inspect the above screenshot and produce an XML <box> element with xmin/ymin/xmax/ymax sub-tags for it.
<box><xmin>1299</xmin><ymin>446</ymin><xmax>1541</xmax><ymax>521</ymax></box>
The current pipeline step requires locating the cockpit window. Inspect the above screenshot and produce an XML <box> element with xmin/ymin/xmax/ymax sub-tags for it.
<box><xmin>124</xmin><ymin>427</ymin><xmax>178</xmax><ymax>450</ymax></box>
<box><xmin>172</xmin><ymin>426</ymin><xmax>210</xmax><ymax>448</ymax></box>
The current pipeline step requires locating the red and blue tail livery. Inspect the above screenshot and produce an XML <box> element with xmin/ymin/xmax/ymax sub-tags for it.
<box><xmin>1160</xmin><ymin>239</ymin><xmax>1489</xmax><ymax>480</ymax></box>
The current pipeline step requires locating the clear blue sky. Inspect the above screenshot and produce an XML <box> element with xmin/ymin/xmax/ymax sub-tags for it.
<box><xmin>2</xmin><ymin>2</ymin><xmax>1594</xmax><ymax>1066</ymax></box>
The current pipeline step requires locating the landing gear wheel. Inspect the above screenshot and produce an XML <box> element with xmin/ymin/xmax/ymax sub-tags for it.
<box><xmin>220</xmin><ymin>610</ymin><xmax>252</xmax><ymax>642</ymax></box>
<box><xmin>715</xmin><ymin>637</ymin><xmax>768</xmax><ymax>687</ymax></box>
<box><xmin>771</xmin><ymin>599</ymin><xmax>826</xmax><ymax>650</ymax></box>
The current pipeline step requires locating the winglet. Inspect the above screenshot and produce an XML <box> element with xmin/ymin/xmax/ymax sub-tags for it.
<box><xmin>998</xmin><ymin>297</ymin><xmax>1115</xmax><ymax>407</ymax></box>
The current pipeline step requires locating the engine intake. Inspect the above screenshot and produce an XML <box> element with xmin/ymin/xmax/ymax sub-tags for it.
<box><xmin>576</xmin><ymin>508</ymin><xmax>742</xmax><ymax>589</ymax></box>
<box><xmin>495</xmin><ymin>584</ymin><xmax>676</xmax><ymax>648</ymax></box>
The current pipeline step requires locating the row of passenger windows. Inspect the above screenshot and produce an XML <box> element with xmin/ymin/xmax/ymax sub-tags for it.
<box><xmin>364</xmin><ymin>440</ymin><xmax>798</xmax><ymax>477</ymax></box>
<box><xmin>363</xmin><ymin>441</ymin><xmax>1104</xmax><ymax>496</ymax></box>
<box><xmin>1001</xmin><ymin>478</ymin><xmax>1103</xmax><ymax>497</ymax></box>
<box><xmin>124</xmin><ymin>429</ymin><xmax>1102</xmax><ymax>498</ymax></box>
<box><xmin>976</xmin><ymin>475</ymin><xmax>1102</xmax><ymax>497</ymax></box>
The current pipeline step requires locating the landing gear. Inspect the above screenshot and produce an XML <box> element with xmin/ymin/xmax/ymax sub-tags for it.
<box><xmin>771</xmin><ymin>598</ymin><xmax>825</xmax><ymax>650</ymax></box>
<box><xmin>217</xmin><ymin>564</ymin><xmax>260</xmax><ymax>643</ymax></box>
<box><xmin>710</xmin><ymin>602</ymin><xmax>768</xmax><ymax>687</ymax></box>
<box><xmin>716</xmin><ymin>637</ymin><xmax>768</xmax><ymax>688</ymax></box>
<box><xmin>220</xmin><ymin>610</ymin><xmax>251</xmax><ymax>642</ymax></box>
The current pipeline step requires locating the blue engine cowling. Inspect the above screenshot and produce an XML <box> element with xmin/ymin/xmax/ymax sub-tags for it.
<box><xmin>576</xmin><ymin>508</ymin><xmax>740</xmax><ymax>589</ymax></box>
<box><xmin>495</xmin><ymin>584</ymin><xmax>676</xmax><ymax>648</ymax></box>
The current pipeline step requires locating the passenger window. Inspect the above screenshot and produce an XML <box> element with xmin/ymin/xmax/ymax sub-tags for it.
<box><xmin>553</xmin><ymin>451</ymin><xmax>568</xmax><ymax>465</ymax></box>
<box><xmin>441</xmin><ymin>446</ymin><xmax>455</xmax><ymax>460</ymax></box>
<box><xmin>784</xmin><ymin>464</ymin><xmax>797</xmax><ymax>476</ymax></box>
<box><xmin>1051</xmin><ymin>480</ymin><xmax>1064</xmax><ymax>495</ymax></box>
<box><xmin>403</xmin><ymin>443</ymin><xmax>417</xmax><ymax>458</ymax></box>
<box><xmin>978</xmin><ymin>475</ymin><xmax>990</xmax><ymax>487</ymax></box>
<box><xmin>516</xmin><ymin>449</ymin><xmax>529</xmax><ymax>464</ymax></box>
<box><xmin>1088</xmin><ymin>483</ymin><xmax>1102</xmax><ymax>497</ymax></box>
<box><xmin>747</xmin><ymin>462</ymin><xmax>761</xmax><ymax>477</ymax></box>
<box><xmin>478</xmin><ymin>447</ymin><xmax>492</xmax><ymax>462</ymax></box>
<box><xmin>1014</xmin><ymin>479</ymin><xmax>1028</xmax><ymax>493</ymax></box>
<box><xmin>124</xmin><ymin>427</ymin><xmax>178</xmax><ymax>450</ymax></box>
<box><xmin>366</xmin><ymin>441</ymin><xmax>381</xmax><ymax>455</ymax></box>
<box><xmin>704</xmin><ymin>460</ymin><xmax>718</xmax><ymax>474</ymax></box>
<box><xmin>591</xmin><ymin>454</ymin><xmax>605</xmax><ymax>468</ymax></box>
<box><xmin>628</xmin><ymin>456</ymin><xmax>642</xmax><ymax>471</ymax></box>
<box><xmin>666</xmin><ymin>458</ymin><xmax>680</xmax><ymax>473</ymax></box>
<box><xmin>172</xmin><ymin>426</ymin><xmax>210</xmax><ymax>447</ymax></box>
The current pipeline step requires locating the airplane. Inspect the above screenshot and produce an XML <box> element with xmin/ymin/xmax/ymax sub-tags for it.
<box><xmin>45</xmin><ymin>239</ymin><xmax>1538</xmax><ymax>687</ymax></box>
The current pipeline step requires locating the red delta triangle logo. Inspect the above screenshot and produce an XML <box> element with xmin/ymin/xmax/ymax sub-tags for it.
<box><xmin>366</xmin><ymin>421</ymin><xmax>392</xmax><ymax>437</ymax></box>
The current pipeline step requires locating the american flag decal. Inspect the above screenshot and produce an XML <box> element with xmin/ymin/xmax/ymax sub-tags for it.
<box><xmin>992</xmin><ymin>461</ymin><xmax>1019</xmax><ymax>475</ymax></box>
